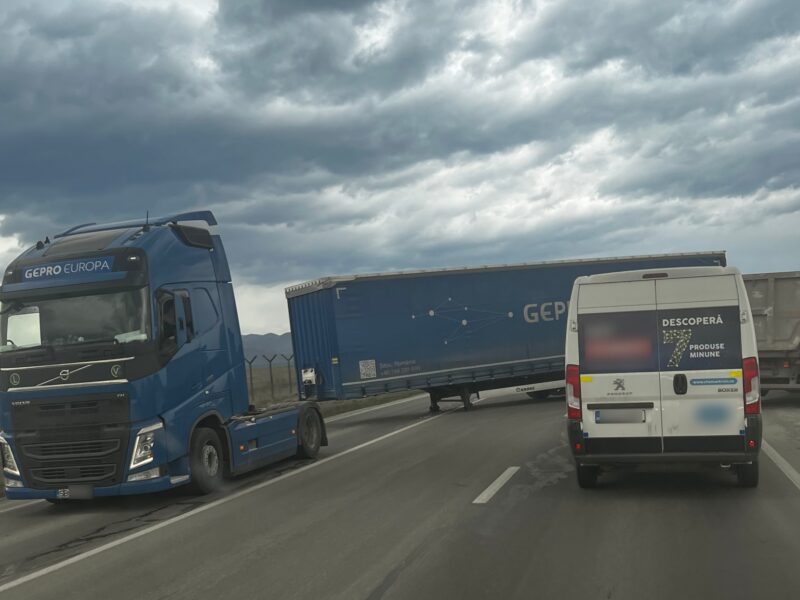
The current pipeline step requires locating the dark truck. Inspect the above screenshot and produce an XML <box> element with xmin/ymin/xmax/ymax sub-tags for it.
<box><xmin>286</xmin><ymin>252</ymin><xmax>727</xmax><ymax>412</ymax></box>
<box><xmin>744</xmin><ymin>271</ymin><xmax>800</xmax><ymax>395</ymax></box>
<box><xmin>1</xmin><ymin>211</ymin><xmax>326</xmax><ymax>501</ymax></box>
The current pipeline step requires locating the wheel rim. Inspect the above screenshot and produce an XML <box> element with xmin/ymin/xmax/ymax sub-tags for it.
<box><xmin>202</xmin><ymin>443</ymin><xmax>220</xmax><ymax>477</ymax></box>
<box><xmin>303</xmin><ymin>414</ymin><xmax>319</xmax><ymax>449</ymax></box>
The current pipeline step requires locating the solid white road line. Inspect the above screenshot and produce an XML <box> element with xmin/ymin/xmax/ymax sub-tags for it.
<box><xmin>762</xmin><ymin>440</ymin><xmax>800</xmax><ymax>492</ymax></box>
<box><xmin>0</xmin><ymin>500</ymin><xmax>41</xmax><ymax>515</ymax></box>
<box><xmin>0</xmin><ymin>403</ymin><xmax>464</xmax><ymax>594</ymax></box>
<box><xmin>473</xmin><ymin>467</ymin><xmax>520</xmax><ymax>505</ymax></box>
<box><xmin>326</xmin><ymin>394</ymin><xmax>427</xmax><ymax>423</ymax></box>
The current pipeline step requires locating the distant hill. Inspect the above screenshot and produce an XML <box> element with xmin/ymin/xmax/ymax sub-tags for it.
<box><xmin>241</xmin><ymin>332</ymin><xmax>294</xmax><ymax>360</ymax></box>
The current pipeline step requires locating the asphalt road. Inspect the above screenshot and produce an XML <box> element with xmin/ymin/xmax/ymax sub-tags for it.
<box><xmin>3</xmin><ymin>389</ymin><xmax>800</xmax><ymax>599</ymax></box>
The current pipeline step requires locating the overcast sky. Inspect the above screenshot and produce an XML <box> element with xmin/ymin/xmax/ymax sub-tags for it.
<box><xmin>1</xmin><ymin>0</ymin><xmax>798</xmax><ymax>333</ymax></box>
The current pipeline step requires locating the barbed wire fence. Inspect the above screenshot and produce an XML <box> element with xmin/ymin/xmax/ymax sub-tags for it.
<box><xmin>245</xmin><ymin>353</ymin><xmax>298</xmax><ymax>408</ymax></box>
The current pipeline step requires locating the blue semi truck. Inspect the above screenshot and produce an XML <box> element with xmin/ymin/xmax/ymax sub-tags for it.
<box><xmin>287</xmin><ymin>252</ymin><xmax>727</xmax><ymax>411</ymax></box>
<box><xmin>0</xmin><ymin>211</ymin><xmax>326</xmax><ymax>501</ymax></box>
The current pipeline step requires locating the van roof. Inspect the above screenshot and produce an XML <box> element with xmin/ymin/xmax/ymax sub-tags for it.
<box><xmin>575</xmin><ymin>265</ymin><xmax>740</xmax><ymax>286</ymax></box>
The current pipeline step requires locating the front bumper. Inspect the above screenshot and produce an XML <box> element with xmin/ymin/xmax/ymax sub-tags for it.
<box><xmin>3</xmin><ymin>473</ymin><xmax>178</xmax><ymax>500</ymax></box>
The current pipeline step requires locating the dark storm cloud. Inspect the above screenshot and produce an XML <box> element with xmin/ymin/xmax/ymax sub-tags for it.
<box><xmin>507</xmin><ymin>0</ymin><xmax>800</xmax><ymax>76</ymax></box>
<box><xmin>0</xmin><ymin>0</ymin><xmax>799</xmax><ymax>322</ymax></box>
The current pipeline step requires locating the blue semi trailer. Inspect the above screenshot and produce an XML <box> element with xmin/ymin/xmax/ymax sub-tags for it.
<box><xmin>287</xmin><ymin>252</ymin><xmax>727</xmax><ymax>411</ymax></box>
<box><xmin>0</xmin><ymin>212</ymin><xmax>326</xmax><ymax>501</ymax></box>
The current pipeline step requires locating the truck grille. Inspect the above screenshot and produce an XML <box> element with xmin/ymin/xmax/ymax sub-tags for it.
<box><xmin>11</xmin><ymin>393</ymin><xmax>130</xmax><ymax>490</ymax></box>
<box><xmin>30</xmin><ymin>464</ymin><xmax>117</xmax><ymax>485</ymax></box>
<box><xmin>22</xmin><ymin>439</ymin><xmax>121</xmax><ymax>460</ymax></box>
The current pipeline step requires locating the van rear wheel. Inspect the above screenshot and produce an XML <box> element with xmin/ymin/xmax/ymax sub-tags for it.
<box><xmin>576</xmin><ymin>464</ymin><xmax>599</xmax><ymax>489</ymax></box>
<box><xmin>737</xmin><ymin>461</ymin><xmax>759</xmax><ymax>488</ymax></box>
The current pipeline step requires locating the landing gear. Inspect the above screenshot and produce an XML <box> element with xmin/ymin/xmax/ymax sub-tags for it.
<box><xmin>460</xmin><ymin>386</ymin><xmax>473</xmax><ymax>411</ymax></box>
<box><xmin>429</xmin><ymin>392</ymin><xmax>441</xmax><ymax>413</ymax></box>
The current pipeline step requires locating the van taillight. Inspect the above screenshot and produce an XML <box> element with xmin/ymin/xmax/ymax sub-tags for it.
<box><xmin>566</xmin><ymin>364</ymin><xmax>582</xmax><ymax>420</ymax></box>
<box><xmin>743</xmin><ymin>357</ymin><xmax>760</xmax><ymax>415</ymax></box>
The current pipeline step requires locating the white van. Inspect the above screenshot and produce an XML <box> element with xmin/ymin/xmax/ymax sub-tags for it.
<box><xmin>564</xmin><ymin>266</ymin><xmax>762</xmax><ymax>488</ymax></box>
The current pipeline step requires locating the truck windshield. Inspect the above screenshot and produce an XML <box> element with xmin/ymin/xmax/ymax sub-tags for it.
<box><xmin>0</xmin><ymin>288</ymin><xmax>150</xmax><ymax>352</ymax></box>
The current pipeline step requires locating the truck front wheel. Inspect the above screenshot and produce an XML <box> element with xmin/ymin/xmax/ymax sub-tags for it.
<box><xmin>188</xmin><ymin>428</ymin><xmax>224</xmax><ymax>495</ymax></box>
<box><xmin>297</xmin><ymin>409</ymin><xmax>322</xmax><ymax>459</ymax></box>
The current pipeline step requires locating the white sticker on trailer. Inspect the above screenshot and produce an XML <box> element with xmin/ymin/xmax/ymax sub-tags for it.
<box><xmin>359</xmin><ymin>359</ymin><xmax>377</xmax><ymax>379</ymax></box>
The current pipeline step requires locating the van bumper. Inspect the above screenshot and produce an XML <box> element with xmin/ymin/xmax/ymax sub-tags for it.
<box><xmin>577</xmin><ymin>452</ymin><xmax>758</xmax><ymax>466</ymax></box>
<box><xmin>567</xmin><ymin>416</ymin><xmax>762</xmax><ymax>466</ymax></box>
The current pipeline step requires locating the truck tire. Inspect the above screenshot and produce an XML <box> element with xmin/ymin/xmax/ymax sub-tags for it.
<box><xmin>297</xmin><ymin>409</ymin><xmax>322</xmax><ymax>459</ymax></box>
<box><xmin>576</xmin><ymin>464</ymin><xmax>599</xmax><ymax>489</ymax></box>
<box><xmin>187</xmin><ymin>428</ymin><xmax>224</xmax><ymax>495</ymax></box>
<box><xmin>737</xmin><ymin>461</ymin><xmax>759</xmax><ymax>488</ymax></box>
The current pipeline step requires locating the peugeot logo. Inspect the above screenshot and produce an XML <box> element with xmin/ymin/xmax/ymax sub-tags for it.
<box><xmin>613</xmin><ymin>378</ymin><xmax>626</xmax><ymax>391</ymax></box>
<box><xmin>9</xmin><ymin>373</ymin><xmax>20</xmax><ymax>386</ymax></box>
<box><xmin>59</xmin><ymin>369</ymin><xmax>70</xmax><ymax>381</ymax></box>
<box><xmin>110</xmin><ymin>364</ymin><xmax>122</xmax><ymax>378</ymax></box>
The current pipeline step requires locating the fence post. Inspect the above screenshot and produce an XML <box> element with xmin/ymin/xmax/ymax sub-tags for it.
<box><xmin>245</xmin><ymin>356</ymin><xmax>257</xmax><ymax>405</ymax></box>
<box><xmin>263</xmin><ymin>354</ymin><xmax>277</xmax><ymax>399</ymax></box>
<box><xmin>281</xmin><ymin>354</ymin><xmax>294</xmax><ymax>396</ymax></box>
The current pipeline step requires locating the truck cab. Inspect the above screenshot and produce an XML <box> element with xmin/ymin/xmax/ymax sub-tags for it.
<box><xmin>0</xmin><ymin>212</ymin><xmax>325</xmax><ymax>501</ymax></box>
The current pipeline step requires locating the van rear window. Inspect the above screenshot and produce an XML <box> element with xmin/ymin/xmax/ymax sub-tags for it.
<box><xmin>658</xmin><ymin>306</ymin><xmax>741</xmax><ymax>371</ymax></box>
<box><xmin>579</xmin><ymin>311</ymin><xmax>659</xmax><ymax>374</ymax></box>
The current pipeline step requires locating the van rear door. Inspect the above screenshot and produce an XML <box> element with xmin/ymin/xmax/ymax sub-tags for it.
<box><xmin>656</xmin><ymin>275</ymin><xmax>745</xmax><ymax>451</ymax></box>
<box><xmin>578</xmin><ymin>280</ymin><xmax>663</xmax><ymax>453</ymax></box>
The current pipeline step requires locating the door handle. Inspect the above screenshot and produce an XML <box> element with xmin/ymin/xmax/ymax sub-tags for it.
<box><xmin>673</xmin><ymin>374</ymin><xmax>688</xmax><ymax>395</ymax></box>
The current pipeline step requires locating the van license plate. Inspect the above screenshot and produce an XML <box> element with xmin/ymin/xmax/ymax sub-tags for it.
<box><xmin>595</xmin><ymin>409</ymin><xmax>646</xmax><ymax>424</ymax></box>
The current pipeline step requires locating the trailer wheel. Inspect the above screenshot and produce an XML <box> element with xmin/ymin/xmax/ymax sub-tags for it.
<box><xmin>297</xmin><ymin>409</ymin><xmax>322</xmax><ymax>459</ymax></box>
<box><xmin>576</xmin><ymin>464</ymin><xmax>599</xmax><ymax>489</ymax></box>
<box><xmin>737</xmin><ymin>460</ymin><xmax>759</xmax><ymax>488</ymax></box>
<box><xmin>187</xmin><ymin>428</ymin><xmax>224</xmax><ymax>495</ymax></box>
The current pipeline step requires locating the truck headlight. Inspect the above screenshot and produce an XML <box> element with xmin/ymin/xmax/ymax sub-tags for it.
<box><xmin>130</xmin><ymin>423</ymin><xmax>163</xmax><ymax>470</ymax></box>
<box><xmin>0</xmin><ymin>435</ymin><xmax>20</xmax><ymax>476</ymax></box>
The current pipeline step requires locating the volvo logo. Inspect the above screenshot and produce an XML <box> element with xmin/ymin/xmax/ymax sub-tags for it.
<box><xmin>111</xmin><ymin>364</ymin><xmax>122</xmax><ymax>378</ymax></box>
<box><xmin>59</xmin><ymin>369</ymin><xmax>71</xmax><ymax>381</ymax></box>
<box><xmin>9</xmin><ymin>373</ymin><xmax>20</xmax><ymax>386</ymax></box>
